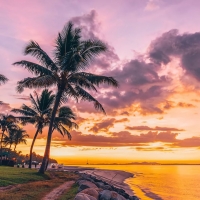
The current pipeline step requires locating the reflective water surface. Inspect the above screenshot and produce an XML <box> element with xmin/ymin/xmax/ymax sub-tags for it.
<box><xmin>83</xmin><ymin>165</ymin><xmax>200</xmax><ymax>200</ymax></box>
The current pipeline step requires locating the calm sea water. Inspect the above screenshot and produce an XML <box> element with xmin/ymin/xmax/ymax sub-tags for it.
<box><xmin>80</xmin><ymin>165</ymin><xmax>200</xmax><ymax>200</ymax></box>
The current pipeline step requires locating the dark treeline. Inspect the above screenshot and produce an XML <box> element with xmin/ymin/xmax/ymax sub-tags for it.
<box><xmin>2</xmin><ymin>147</ymin><xmax>57</xmax><ymax>165</ymax></box>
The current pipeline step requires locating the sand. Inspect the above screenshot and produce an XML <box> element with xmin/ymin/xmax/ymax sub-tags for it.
<box><xmin>42</xmin><ymin>180</ymin><xmax>74</xmax><ymax>200</ymax></box>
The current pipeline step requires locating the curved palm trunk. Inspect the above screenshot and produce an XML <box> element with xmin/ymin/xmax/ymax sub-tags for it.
<box><xmin>39</xmin><ymin>90</ymin><xmax>63</xmax><ymax>173</ymax></box>
<box><xmin>0</xmin><ymin>131</ymin><xmax>5</xmax><ymax>165</ymax></box>
<box><xmin>14</xmin><ymin>144</ymin><xmax>17</xmax><ymax>151</ymax></box>
<box><xmin>29</xmin><ymin>129</ymin><xmax>40</xmax><ymax>168</ymax></box>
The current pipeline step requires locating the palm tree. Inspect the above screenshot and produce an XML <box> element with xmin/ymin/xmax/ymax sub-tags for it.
<box><xmin>14</xmin><ymin>22</ymin><xmax>118</xmax><ymax>173</ymax></box>
<box><xmin>12</xmin><ymin>89</ymin><xmax>78</xmax><ymax>168</ymax></box>
<box><xmin>12</xmin><ymin>89</ymin><xmax>55</xmax><ymax>168</ymax></box>
<box><xmin>0</xmin><ymin>115</ymin><xmax>17</xmax><ymax>164</ymax></box>
<box><xmin>43</xmin><ymin>106</ymin><xmax>78</xmax><ymax>170</ymax></box>
<box><xmin>13</xmin><ymin>128</ymin><xmax>29</xmax><ymax>151</ymax></box>
<box><xmin>0</xmin><ymin>74</ymin><xmax>8</xmax><ymax>85</ymax></box>
<box><xmin>3</xmin><ymin>130</ymin><xmax>16</xmax><ymax>149</ymax></box>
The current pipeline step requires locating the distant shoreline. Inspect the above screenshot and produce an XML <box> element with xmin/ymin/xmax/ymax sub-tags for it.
<box><xmin>62</xmin><ymin>163</ymin><xmax>200</xmax><ymax>166</ymax></box>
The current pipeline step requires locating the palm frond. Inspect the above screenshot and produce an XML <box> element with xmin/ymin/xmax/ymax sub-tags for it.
<box><xmin>38</xmin><ymin>89</ymin><xmax>55</xmax><ymax>112</ymax></box>
<box><xmin>68</xmin><ymin>73</ymin><xmax>98</xmax><ymax>92</ymax></box>
<box><xmin>75</xmin><ymin>72</ymin><xmax>118</xmax><ymax>87</ymax></box>
<box><xmin>30</xmin><ymin>94</ymin><xmax>40</xmax><ymax>112</ymax></box>
<box><xmin>12</xmin><ymin>105</ymin><xmax>37</xmax><ymax>116</ymax></box>
<box><xmin>75</xmin><ymin>86</ymin><xmax>106</xmax><ymax>114</ymax></box>
<box><xmin>24</xmin><ymin>40</ymin><xmax>58</xmax><ymax>71</ymax></box>
<box><xmin>16</xmin><ymin>77</ymin><xmax>38</xmax><ymax>93</ymax></box>
<box><xmin>76</xmin><ymin>40</ymin><xmax>107</xmax><ymax>71</ymax></box>
<box><xmin>0</xmin><ymin>74</ymin><xmax>8</xmax><ymax>85</ymax></box>
<box><xmin>55</xmin><ymin>22</ymin><xmax>81</xmax><ymax>69</ymax></box>
<box><xmin>13</xmin><ymin>61</ymin><xmax>53</xmax><ymax>76</ymax></box>
<box><xmin>17</xmin><ymin>76</ymin><xmax>56</xmax><ymax>93</ymax></box>
<box><xmin>60</xmin><ymin>125</ymin><xmax>72</xmax><ymax>140</ymax></box>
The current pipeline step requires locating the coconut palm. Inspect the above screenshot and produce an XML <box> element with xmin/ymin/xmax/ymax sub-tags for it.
<box><xmin>3</xmin><ymin>130</ymin><xmax>16</xmax><ymax>149</ymax></box>
<box><xmin>14</xmin><ymin>22</ymin><xmax>118</xmax><ymax>173</ymax></box>
<box><xmin>12</xmin><ymin>89</ymin><xmax>55</xmax><ymax>168</ymax></box>
<box><xmin>13</xmin><ymin>128</ymin><xmax>29</xmax><ymax>151</ymax></box>
<box><xmin>43</xmin><ymin>106</ymin><xmax>78</xmax><ymax>170</ymax></box>
<box><xmin>12</xmin><ymin>89</ymin><xmax>78</xmax><ymax>168</ymax></box>
<box><xmin>0</xmin><ymin>115</ymin><xmax>17</xmax><ymax>164</ymax></box>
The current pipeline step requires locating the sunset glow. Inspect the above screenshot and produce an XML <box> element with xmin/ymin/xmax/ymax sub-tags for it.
<box><xmin>1</xmin><ymin>0</ymin><xmax>200</xmax><ymax>164</ymax></box>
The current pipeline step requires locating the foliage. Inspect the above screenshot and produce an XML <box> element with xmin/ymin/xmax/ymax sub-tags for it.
<box><xmin>1</xmin><ymin>148</ymin><xmax>57</xmax><ymax>164</ymax></box>
<box><xmin>14</xmin><ymin>21</ymin><xmax>118</xmax><ymax>173</ymax></box>
<box><xmin>0</xmin><ymin>74</ymin><xmax>8</xmax><ymax>85</ymax></box>
<box><xmin>12</xmin><ymin>89</ymin><xmax>77</xmax><ymax>168</ymax></box>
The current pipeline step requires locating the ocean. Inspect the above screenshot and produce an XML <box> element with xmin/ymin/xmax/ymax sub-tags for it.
<box><xmin>80</xmin><ymin>165</ymin><xmax>200</xmax><ymax>200</ymax></box>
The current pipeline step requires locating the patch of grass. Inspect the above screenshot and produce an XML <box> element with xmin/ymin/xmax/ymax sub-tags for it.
<box><xmin>0</xmin><ymin>167</ymin><xmax>80</xmax><ymax>200</ymax></box>
<box><xmin>0</xmin><ymin>166</ymin><xmax>50</xmax><ymax>187</ymax></box>
<box><xmin>0</xmin><ymin>179</ymin><xmax>63</xmax><ymax>200</ymax></box>
<box><xmin>58</xmin><ymin>183</ymin><xmax>79</xmax><ymax>200</ymax></box>
<box><xmin>0</xmin><ymin>166</ymin><xmax>79</xmax><ymax>200</ymax></box>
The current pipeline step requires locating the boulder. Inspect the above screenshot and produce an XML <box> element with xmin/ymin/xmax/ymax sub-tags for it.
<box><xmin>102</xmin><ymin>184</ymin><xmax>112</xmax><ymax>190</ymax></box>
<box><xmin>99</xmin><ymin>190</ymin><xmax>112</xmax><ymax>200</ymax></box>
<box><xmin>78</xmin><ymin>180</ymin><xmax>98</xmax><ymax>192</ymax></box>
<box><xmin>74</xmin><ymin>193</ymin><xmax>97</xmax><ymax>200</ymax></box>
<box><xmin>80</xmin><ymin>188</ymin><xmax>99</xmax><ymax>199</ymax></box>
<box><xmin>110</xmin><ymin>191</ymin><xmax>126</xmax><ymax>200</ymax></box>
<box><xmin>99</xmin><ymin>190</ymin><xmax>127</xmax><ymax>200</ymax></box>
<box><xmin>129</xmin><ymin>196</ymin><xmax>139</xmax><ymax>200</ymax></box>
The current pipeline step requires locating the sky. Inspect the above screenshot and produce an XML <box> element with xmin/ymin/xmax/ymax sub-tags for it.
<box><xmin>1</xmin><ymin>0</ymin><xmax>200</xmax><ymax>164</ymax></box>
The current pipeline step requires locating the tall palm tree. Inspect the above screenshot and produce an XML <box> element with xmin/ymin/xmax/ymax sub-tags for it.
<box><xmin>14</xmin><ymin>22</ymin><xmax>118</xmax><ymax>173</ymax></box>
<box><xmin>13</xmin><ymin>128</ymin><xmax>29</xmax><ymax>151</ymax></box>
<box><xmin>12</xmin><ymin>89</ymin><xmax>78</xmax><ymax>168</ymax></box>
<box><xmin>12</xmin><ymin>89</ymin><xmax>55</xmax><ymax>168</ymax></box>
<box><xmin>43</xmin><ymin>106</ymin><xmax>78</xmax><ymax>170</ymax></box>
<box><xmin>0</xmin><ymin>115</ymin><xmax>17</xmax><ymax>164</ymax></box>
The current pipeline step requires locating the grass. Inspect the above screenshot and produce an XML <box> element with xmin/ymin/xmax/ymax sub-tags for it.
<box><xmin>0</xmin><ymin>166</ymin><xmax>50</xmax><ymax>187</ymax></box>
<box><xmin>58</xmin><ymin>183</ymin><xmax>79</xmax><ymax>200</ymax></box>
<box><xmin>0</xmin><ymin>180</ymin><xmax>62</xmax><ymax>200</ymax></box>
<box><xmin>0</xmin><ymin>166</ymin><xmax>80</xmax><ymax>200</ymax></box>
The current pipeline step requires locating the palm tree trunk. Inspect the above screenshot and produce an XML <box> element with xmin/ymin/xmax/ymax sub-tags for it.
<box><xmin>0</xmin><ymin>131</ymin><xmax>5</xmax><ymax>165</ymax></box>
<box><xmin>29</xmin><ymin>128</ymin><xmax>40</xmax><ymax>168</ymax></box>
<box><xmin>39</xmin><ymin>90</ymin><xmax>63</xmax><ymax>173</ymax></box>
<box><xmin>14</xmin><ymin>144</ymin><xmax>17</xmax><ymax>151</ymax></box>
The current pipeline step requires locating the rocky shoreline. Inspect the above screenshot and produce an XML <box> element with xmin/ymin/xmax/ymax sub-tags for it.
<box><xmin>74</xmin><ymin>171</ymin><xmax>139</xmax><ymax>200</ymax></box>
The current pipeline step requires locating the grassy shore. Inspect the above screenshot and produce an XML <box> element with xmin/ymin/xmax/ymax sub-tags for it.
<box><xmin>0</xmin><ymin>166</ymin><xmax>79</xmax><ymax>200</ymax></box>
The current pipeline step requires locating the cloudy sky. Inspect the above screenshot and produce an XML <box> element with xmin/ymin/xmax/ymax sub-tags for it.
<box><xmin>1</xmin><ymin>0</ymin><xmax>200</xmax><ymax>164</ymax></box>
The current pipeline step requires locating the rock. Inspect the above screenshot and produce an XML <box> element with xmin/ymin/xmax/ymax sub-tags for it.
<box><xmin>99</xmin><ymin>190</ymin><xmax>127</xmax><ymax>200</ymax></box>
<box><xmin>74</xmin><ymin>193</ymin><xmax>97</xmax><ymax>200</ymax></box>
<box><xmin>80</xmin><ymin>188</ymin><xmax>99</xmax><ymax>199</ymax></box>
<box><xmin>129</xmin><ymin>196</ymin><xmax>139</xmax><ymax>200</ymax></box>
<box><xmin>78</xmin><ymin>180</ymin><xmax>98</xmax><ymax>192</ymax></box>
<box><xmin>102</xmin><ymin>185</ymin><xmax>112</xmax><ymax>190</ymax></box>
<box><xmin>96</xmin><ymin>182</ymin><xmax>105</xmax><ymax>188</ymax></box>
<box><xmin>99</xmin><ymin>190</ymin><xmax>112</xmax><ymax>200</ymax></box>
<box><xmin>110</xmin><ymin>191</ymin><xmax>126</xmax><ymax>200</ymax></box>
